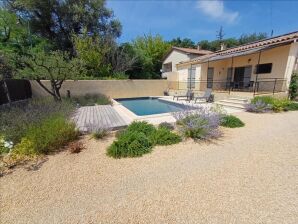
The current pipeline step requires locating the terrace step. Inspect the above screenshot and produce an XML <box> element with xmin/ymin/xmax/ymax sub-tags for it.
<box><xmin>215</xmin><ymin>97</ymin><xmax>249</xmax><ymax>111</ymax></box>
<box><xmin>219</xmin><ymin>99</ymin><xmax>248</xmax><ymax>105</ymax></box>
<box><xmin>226</xmin><ymin>98</ymin><xmax>249</xmax><ymax>103</ymax></box>
<box><xmin>216</xmin><ymin>102</ymin><xmax>246</xmax><ymax>110</ymax></box>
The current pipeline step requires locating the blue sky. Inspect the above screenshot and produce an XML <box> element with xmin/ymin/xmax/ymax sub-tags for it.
<box><xmin>107</xmin><ymin>0</ymin><xmax>298</xmax><ymax>43</ymax></box>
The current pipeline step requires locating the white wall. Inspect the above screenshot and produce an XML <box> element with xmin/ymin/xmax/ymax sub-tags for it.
<box><xmin>285</xmin><ymin>42</ymin><xmax>298</xmax><ymax>88</ymax></box>
<box><xmin>176</xmin><ymin>64</ymin><xmax>202</xmax><ymax>81</ymax></box>
<box><xmin>163</xmin><ymin>50</ymin><xmax>190</xmax><ymax>72</ymax></box>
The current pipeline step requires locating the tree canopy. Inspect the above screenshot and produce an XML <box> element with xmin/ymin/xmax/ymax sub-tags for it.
<box><xmin>198</xmin><ymin>32</ymin><xmax>268</xmax><ymax>51</ymax></box>
<box><xmin>0</xmin><ymin>1</ymin><xmax>272</xmax><ymax>85</ymax></box>
<box><xmin>169</xmin><ymin>37</ymin><xmax>196</xmax><ymax>48</ymax></box>
<box><xmin>6</xmin><ymin>0</ymin><xmax>122</xmax><ymax>53</ymax></box>
<box><xmin>129</xmin><ymin>34</ymin><xmax>171</xmax><ymax>79</ymax></box>
<box><xmin>18</xmin><ymin>50</ymin><xmax>86</xmax><ymax>100</ymax></box>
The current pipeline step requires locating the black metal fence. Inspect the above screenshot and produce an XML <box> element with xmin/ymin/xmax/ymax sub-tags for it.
<box><xmin>168</xmin><ymin>78</ymin><xmax>287</xmax><ymax>96</ymax></box>
<box><xmin>0</xmin><ymin>79</ymin><xmax>32</xmax><ymax>105</ymax></box>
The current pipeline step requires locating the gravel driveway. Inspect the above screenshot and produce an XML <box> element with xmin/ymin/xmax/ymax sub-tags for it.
<box><xmin>1</xmin><ymin>111</ymin><xmax>298</xmax><ymax>224</ymax></box>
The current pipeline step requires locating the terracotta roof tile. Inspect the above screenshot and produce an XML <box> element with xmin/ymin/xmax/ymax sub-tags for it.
<box><xmin>172</xmin><ymin>47</ymin><xmax>213</xmax><ymax>55</ymax></box>
<box><xmin>179</xmin><ymin>31</ymin><xmax>298</xmax><ymax>65</ymax></box>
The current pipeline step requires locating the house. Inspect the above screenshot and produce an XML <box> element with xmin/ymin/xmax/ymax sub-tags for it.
<box><xmin>168</xmin><ymin>31</ymin><xmax>298</xmax><ymax>97</ymax></box>
<box><xmin>161</xmin><ymin>46</ymin><xmax>213</xmax><ymax>79</ymax></box>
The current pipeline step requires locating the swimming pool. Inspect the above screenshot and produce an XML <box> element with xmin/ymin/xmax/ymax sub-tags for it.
<box><xmin>116</xmin><ymin>97</ymin><xmax>190</xmax><ymax>116</ymax></box>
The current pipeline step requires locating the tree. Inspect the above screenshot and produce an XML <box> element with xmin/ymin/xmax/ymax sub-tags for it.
<box><xmin>17</xmin><ymin>50</ymin><xmax>86</xmax><ymax>100</ymax></box>
<box><xmin>108</xmin><ymin>42</ymin><xmax>138</xmax><ymax>74</ymax></box>
<box><xmin>0</xmin><ymin>54</ymin><xmax>13</xmax><ymax>79</ymax></box>
<box><xmin>198</xmin><ymin>32</ymin><xmax>268</xmax><ymax>51</ymax></box>
<box><xmin>169</xmin><ymin>37</ymin><xmax>196</xmax><ymax>48</ymax></box>
<box><xmin>73</xmin><ymin>32</ymin><xmax>110</xmax><ymax>78</ymax></box>
<box><xmin>6</xmin><ymin>0</ymin><xmax>122</xmax><ymax>53</ymax></box>
<box><xmin>131</xmin><ymin>34</ymin><xmax>171</xmax><ymax>79</ymax></box>
<box><xmin>239</xmin><ymin>32</ymin><xmax>268</xmax><ymax>45</ymax></box>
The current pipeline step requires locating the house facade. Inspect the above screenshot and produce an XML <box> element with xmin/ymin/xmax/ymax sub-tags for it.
<box><xmin>161</xmin><ymin>47</ymin><xmax>212</xmax><ymax>79</ymax></box>
<box><xmin>168</xmin><ymin>31</ymin><xmax>298</xmax><ymax>96</ymax></box>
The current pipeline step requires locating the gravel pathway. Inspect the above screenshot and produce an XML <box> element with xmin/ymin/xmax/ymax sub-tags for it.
<box><xmin>1</xmin><ymin>111</ymin><xmax>298</xmax><ymax>224</ymax></box>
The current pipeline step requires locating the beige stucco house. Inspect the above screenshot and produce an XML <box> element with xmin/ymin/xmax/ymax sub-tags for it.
<box><xmin>168</xmin><ymin>31</ymin><xmax>298</xmax><ymax>96</ymax></box>
<box><xmin>161</xmin><ymin>47</ymin><xmax>212</xmax><ymax>79</ymax></box>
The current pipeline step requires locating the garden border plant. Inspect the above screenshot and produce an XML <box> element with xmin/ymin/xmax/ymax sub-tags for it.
<box><xmin>107</xmin><ymin>121</ymin><xmax>181</xmax><ymax>158</ymax></box>
<box><xmin>220</xmin><ymin>115</ymin><xmax>245</xmax><ymax>128</ymax></box>
<box><xmin>0</xmin><ymin>98</ymin><xmax>79</xmax><ymax>169</ymax></box>
<box><xmin>246</xmin><ymin>96</ymin><xmax>298</xmax><ymax>113</ymax></box>
<box><xmin>172</xmin><ymin>106</ymin><xmax>222</xmax><ymax>140</ymax></box>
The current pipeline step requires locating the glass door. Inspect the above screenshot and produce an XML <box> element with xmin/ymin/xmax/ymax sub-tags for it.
<box><xmin>187</xmin><ymin>67</ymin><xmax>196</xmax><ymax>89</ymax></box>
<box><xmin>207</xmin><ymin>67</ymin><xmax>214</xmax><ymax>88</ymax></box>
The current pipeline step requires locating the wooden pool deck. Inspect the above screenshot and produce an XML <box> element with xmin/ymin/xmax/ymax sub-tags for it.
<box><xmin>72</xmin><ymin>105</ymin><xmax>128</xmax><ymax>132</ymax></box>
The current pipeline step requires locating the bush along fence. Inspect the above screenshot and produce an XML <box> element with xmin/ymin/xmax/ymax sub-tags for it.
<box><xmin>0</xmin><ymin>79</ymin><xmax>32</xmax><ymax>105</ymax></box>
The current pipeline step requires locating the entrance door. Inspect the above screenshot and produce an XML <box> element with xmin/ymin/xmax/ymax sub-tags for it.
<box><xmin>207</xmin><ymin>67</ymin><xmax>214</xmax><ymax>88</ymax></box>
<box><xmin>233</xmin><ymin>66</ymin><xmax>252</xmax><ymax>89</ymax></box>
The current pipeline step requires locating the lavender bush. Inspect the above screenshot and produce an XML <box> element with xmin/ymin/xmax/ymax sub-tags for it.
<box><xmin>0</xmin><ymin>98</ymin><xmax>75</xmax><ymax>144</ymax></box>
<box><xmin>172</xmin><ymin>106</ymin><xmax>221</xmax><ymax>140</ymax></box>
<box><xmin>245</xmin><ymin>100</ymin><xmax>272</xmax><ymax>113</ymax></box>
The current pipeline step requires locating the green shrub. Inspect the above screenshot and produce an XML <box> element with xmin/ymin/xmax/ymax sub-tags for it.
<box><xmin>150</xmin><ymin>128</ymin><xmax>181</xmax><ymax>145</ymax></box>
<box><xmin>285</xmin><ymin>102</ymin><xmax>298</xmax><ymax>111</ymax></box>
<box><xmin>251</xmin><ymin>96</ymin><xmax>275</xmax><ymax>105</ymax></box>
<box><xmin>158</xmin><ymin>122</ymin><xmax>175</xmax><ymax>131</ymax></box>
<box><xmin>0</xmin><ymin>98</ymin><xmax>75</xmax><ymax>144</ymax></box>
<box><xmin>92</xmin><ymin>128</ymin><xmax>110</xmax><ymax>139</ymax></box>
<box><xmin>107</xmin><ymin>131</ymin><xmax>152</xmax><ymax>158</ymax></box>
<box><xmin>107</xmin><ymin>121</ymin><xmax>182</xmax><ymax>158</ymax></box>
<box><xmin>220</xmin><ymin>115</ymin><xmax>245</xmax><ymax>128</ymax></box>
<box><xmin>73</xmin><ymin>93</ymin><xmax>111</xmax><ymax>106</ymax></box>
<box><xmin>289</xmin><ymin>73</ymin><xmax>298</xmax><ymax>100</ymax></box>
<box><xmin>126</xmin><ymin>121</ymin><xmax>156</xmax><ymax>136</ymax></box>
<box><xmin>13</xmin><ymin>116</ymin><xmax>78</xmax><ymax>155</ymax></box>
<box><xmin>250</xmin><ymin>96</ymin><xmax>291</xmax><ymax>112</ymax></box>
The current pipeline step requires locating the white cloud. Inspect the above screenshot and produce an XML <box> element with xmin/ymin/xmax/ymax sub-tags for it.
<box><xmin>196</xmin><ymin>0</ymin><xmax>239</xmax><ymax>24</ymax></box>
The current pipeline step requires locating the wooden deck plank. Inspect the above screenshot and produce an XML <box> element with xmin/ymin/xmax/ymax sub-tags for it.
<box><xmin>72</xmin><ymin>105</ymin><xmax>127</xmax><ymax>132</ymax></box>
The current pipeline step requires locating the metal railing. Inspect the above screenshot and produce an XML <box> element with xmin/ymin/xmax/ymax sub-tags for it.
<box><xmin>167</xmin><ymin>78</ymin><xmax>287</xmax><ymax>96</ymax></box>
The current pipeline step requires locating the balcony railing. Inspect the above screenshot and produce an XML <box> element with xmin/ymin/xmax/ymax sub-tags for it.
<box><xmin>168</xmin><ymin>78</ymin><xmax>287</xmax><ymax>96</ymax></box>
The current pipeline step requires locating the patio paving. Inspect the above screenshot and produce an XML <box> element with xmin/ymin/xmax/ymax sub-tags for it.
<box><xmin>72</xmin><ymin>105</ymin><xmax>128</xmax><ymax>132</ymax></box>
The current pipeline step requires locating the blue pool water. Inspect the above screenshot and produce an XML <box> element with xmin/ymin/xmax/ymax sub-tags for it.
<box><xmin>116</xmin><ymin>97</ymin><xmax>189</xmax><ymax>116</ymax></box>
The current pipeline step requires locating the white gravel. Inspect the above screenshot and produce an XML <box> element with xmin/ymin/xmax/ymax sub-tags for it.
<box><xmin>1</xmin><ymin>111</ymin><xmax>298</xmax><ymax>224</ymax></box>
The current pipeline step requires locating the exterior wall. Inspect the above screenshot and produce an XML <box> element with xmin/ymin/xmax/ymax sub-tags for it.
<box><xmin>172</xmin><ymin>43</ymin><xmax>295</xmax><ymax>94</ymax></box>
<box><xmin>163</xmin><ymin>50</ymin><xmax>190</xmax><ymax>72</ymax></box>
<box><xmin>285</xmin><ymin>42</ymin><xmax>298</xmax><ymax>88</ymax></box>
<box><xmin>200</xmin><ymin>44</ymin><xmax>292</xmax><ymax>81</ymax></box>
<box><xmin>30</xmin><ymin>80</ymin><xmax>169</xmax><ymax>99</ymax></box>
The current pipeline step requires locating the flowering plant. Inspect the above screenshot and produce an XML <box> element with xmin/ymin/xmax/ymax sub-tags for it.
<box><xmin>0</xmin><ymin>136</ymin><xmax>14</xmax><ymax>154</ymax></box>
<box><xmin>172</xmin><ymin>106</ymin><xmax>221</xmax><ymax>140</ymax></box>
<box><xmin>246</xmin><ymin>100</ymin><xmax>272</xmax><ymax>113</ymax></box>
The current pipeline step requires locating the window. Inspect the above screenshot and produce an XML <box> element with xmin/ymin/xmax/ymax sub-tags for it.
<box><xmin>163</xmin><ymin>62</ymin><xmax>172</xmax><ymax>72</ymax></box>
<box><xmin>255</xmin><ymin>63</ymin><xmax>272</xmax><ymax>74</ymax></box>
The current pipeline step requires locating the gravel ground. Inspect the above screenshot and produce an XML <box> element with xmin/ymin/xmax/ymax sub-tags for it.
<box><xmin>1</xmin><ymin>111</ymin><xmax>298</xmax><ymax>224</ymax></box>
